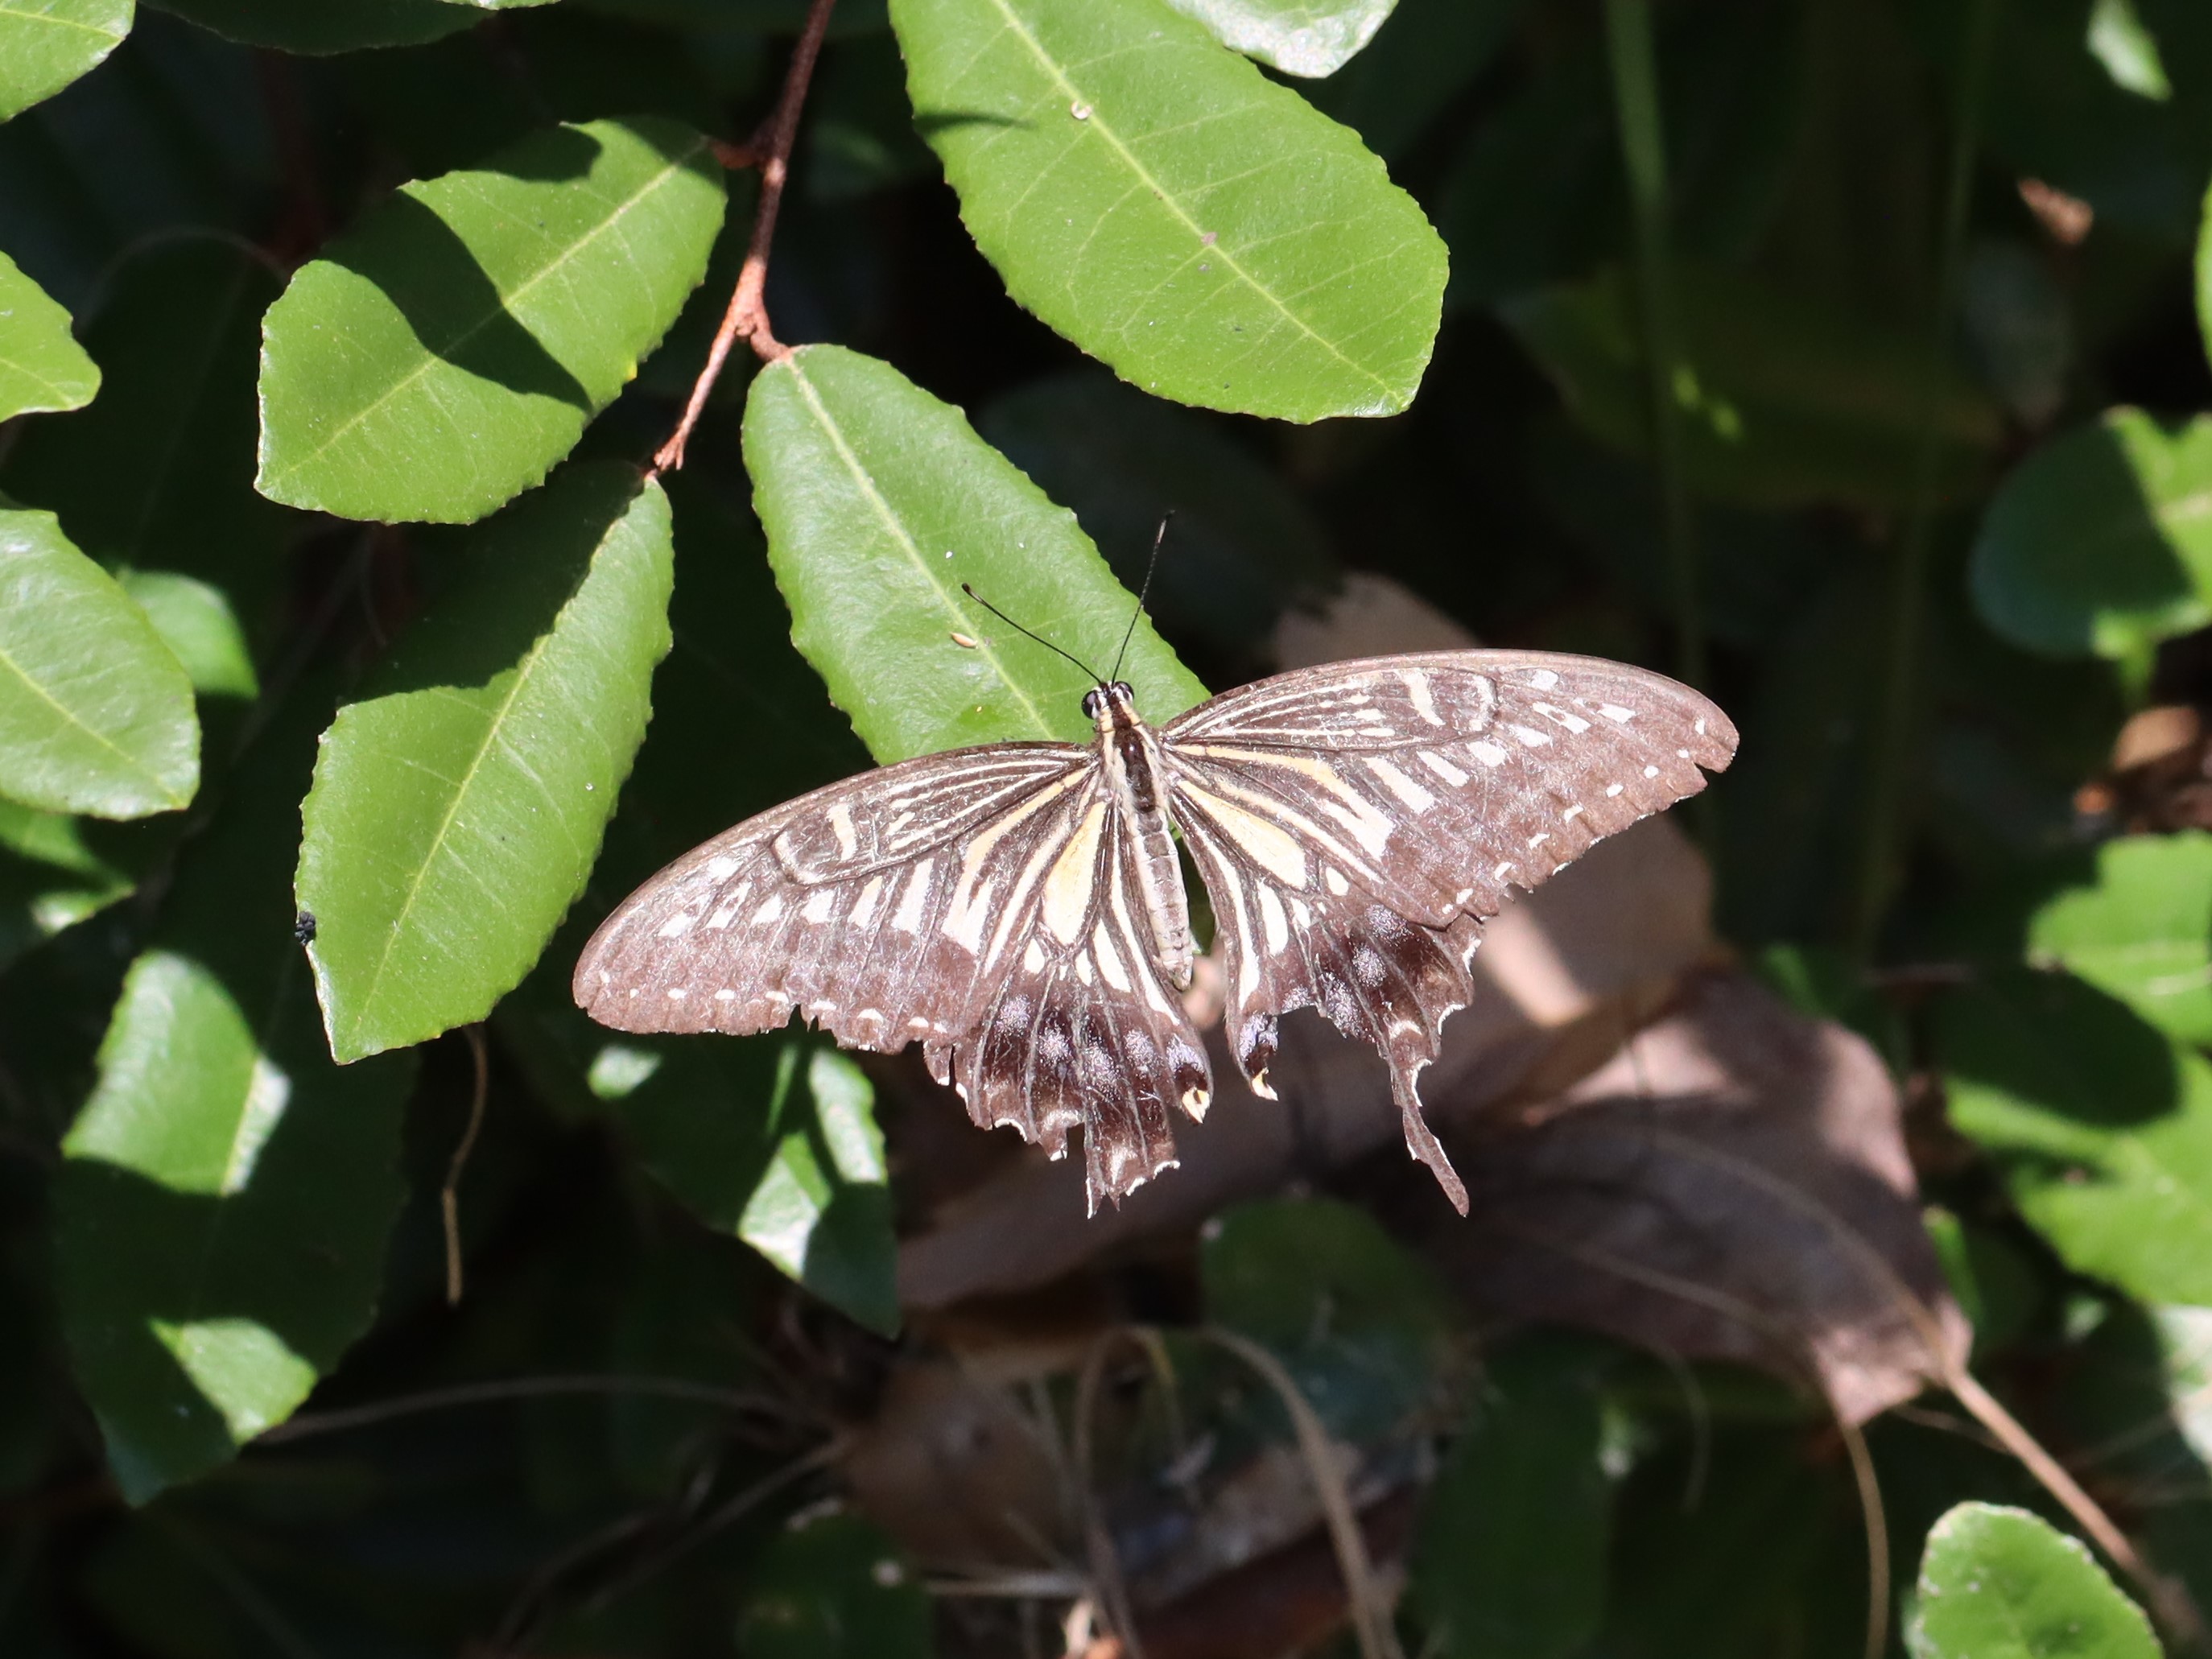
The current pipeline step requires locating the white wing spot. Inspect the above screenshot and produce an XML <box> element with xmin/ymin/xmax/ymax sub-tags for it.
<box><xmin>1526</xmin><ymin>668</ymin><xmax>1560</xmax><ymax>691</ymax></box>
<box><xmin>1694</xmin><ymin>716</ymin><xmax>1708</xmax><ymax>736</ymax></box>
<box><xmin>848</xmin><ymin>875</ymin><xmax>885</xmax><ymax>930</ymax></box>
<box><xmin>1528</xmin><ymin>832</ymin><xmax>1550</xmax><ymax>849</ymax></box>
<box><xmin>1533</xmin><ymin>701</ymin><xmax>1591</xmax><ymax>734</ymax></box>
<box><xmin>1418</xmin><ymin>750</ymin><xmax>1469</xmax><ymax>786</ymax></box>
<box><xmin>1455</xmin><ymin>885</ymin><xmax>1473</xmax><ymax>905</ymax></box>
<box><xmin>1678</xmin><ymin>748</ymin><xmax>1692</xmax><ymax>759</ymax></box>
<box><xmin>1400</xmin><ymin>669</ymin><xmax>1444</xmax><ymax>725</ymax></box>
<box><xmin>1510</xmin><ymin>724</ymin><xmax>1552</xmax><ymax>749</ymax></box>
<box><xmin>658</xmin><ymin>910</ymin><xmax>698</xmax><ymax>939</ymax></box>
<box><xmin>1470</xmin><ymin>741</ymin><xmax>1509</xmax><ymax>768</ymax></box>
<box><xmin>1599</xmin><ymin>704</ymin><xmax>1636</xmax><ymax>723</ymax></box>
<box><xmin>1325</xmin><ymin>867</ymin><xmax>1350</xmax><ymax>896</ymax></box>
<box><xmin>1606</xmin><ymin>782</ymin><xmax>1624</xmax><ymax>797</ymax></box>
<box><xmin>944</xmin><ymin>876</ymin><xmax>995</xmax><ymax>955</ymax></box>
<box><xmin>706</xmin><ymin>855</ymin><xmax>740</xmax><ymax>879</ymax></box>
<box><xmin>1645</xmin><ymin>765</ymin><xmax>1661</xmax><ymax>778</ymax></box>
<box><xmin>1092</xmin><ymin>922</ymin><xmax>1132</xmax><ymax>991</ymax></box>
<box><xmin>801</xmin><ymin>889</ymin><xmax>836</xmax><ymax>924</ymax></box>
<box><xmin>666</xmin><ymin>988</ymin><xmax>687</xmax><ymax>1001</ymax></box>
<box><xmin>891</xmin><ymin>860</ymin><xmax>932</xmax><ymax>934</ymax></box>
<box><xmin>1289</xmin><ymin>893</ymin><xmax>1312</xmax><ymax>929</ymax></box>
<box><xmin>1495</xmin><ymin>860</ymin><xmax>1515</xmax><ymax>879</ymax></box>
<box><xmin>1074</xmin><ymin>951</ymin><xmax>1095</xmax><ymax>985</ymax></box>
<box><xmin>1023</xmin><ymin>938</ymin><xmax>1046</xmax><ymax>973</ymax></box>
<box><xmin>1257</xmin><ymin>885</ymin><xmax>1290</xmax><ymax>954</ymax></box>
<box><xmin>827</xmin><ymin>802</ymin><xmax>857</xmax><ymax>860</ymax></box>
<box><xmin>1363</xmin><ymin>755</ymin><xmax>1435</xmax><ymax>812</ymax></box>
<box><xmin>1562</xmin><ymin>803</ymin><xmax>1584</xmax><ymax>822</ymax></box>
<box><xmin>752</xmin><ymin>894</ymin><xmax>785</xmax><ymax>925</ymax></box>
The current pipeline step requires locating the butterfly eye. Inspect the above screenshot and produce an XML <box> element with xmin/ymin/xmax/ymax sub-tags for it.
<box><xmin>1082</xmin><ymin>688</ymin><xmax>1103</xmax><ymax>719</ymax></box>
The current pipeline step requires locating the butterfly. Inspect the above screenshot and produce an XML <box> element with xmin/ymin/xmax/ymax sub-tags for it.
<box><xmin>574</xmin><ymin>646</ymin><xmax>1736</xmax><ymax>1215</ymax></box>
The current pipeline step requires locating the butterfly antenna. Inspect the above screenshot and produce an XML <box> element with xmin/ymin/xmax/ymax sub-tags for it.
<box><xmin>1110</xmin><ymin>511</ymin><xmax>1174</xmax><ymax>682</ymax></box>
<box><xmin>959</xmin><ymin>584</ymin><xmax>1104</xmax><ymax>683</ymax></box>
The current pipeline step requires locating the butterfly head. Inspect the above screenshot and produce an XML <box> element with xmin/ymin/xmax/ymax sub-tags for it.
<box><xmin>1082</xmin><ymin>680</ymin><xmax>1138</xmax><ymax>727</ymax></box>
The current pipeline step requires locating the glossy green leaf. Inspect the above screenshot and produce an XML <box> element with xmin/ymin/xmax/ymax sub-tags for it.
<box><xmin>737</xmin><ymin>1047</ymin><xmax>898</xmax><ymax>1336</ymax></box>
<box><xmin>742</xmin><ymin>344</ymin><xmax>1207</xmax><ymax>762</ymax></box>
<box><xmin>1203</xmin><ymin>1197</ymin><xmax>1461</xmax><ymax>1442</ymax></box>
<box><xmin>0</xmin><ymin>797</ymin><xmax>137</xmax><ymax>967</ymax></box>
<box><xmin>0</xmin><ymin>0</ymin><xmax>130</xmax><ymax>122</ymax></box>
<box><xmin>978</xmin><ymin>369</ymin><xmax>1335</xmax><ymax>655</ymax></box>
<box><xmin>0</xmin><ymin>500</ymin><xmax>196</xmax><ymax>819</ymax></box>
<box><xmin>1908</xmin><ymin>1503</ymin><xmax>2158</xmax><ymax>1659</ymax></box>
<box><xmin>737</xmin><ymin>1513</ymin><xmax>931</xmax><ymax>1659</ymax></box>
<box><xmin>257</xmin><ymin>118</ymin><xmax>724</xmax><ymax>524</ymax></box>
<box><xmin>2030</xmin><ymin>833</ymin><xmax>2212</xmax><ymax>1046</ymax></box>
<box><xmin>1162</xmin><ymin>0</ymin><xmax>1397</xmax><ymax>77</ymax></box>
<box><xmin>2089</xmin><ymin>0</ymin><xmax>2172</xmax><ymax>102</ymax></box>
<box><xmin>2</xmin><ymin>238</ymin><xmax>291</xmax><ymax>660</ymax></box>
<box><xmin>0</xmin><ymin>249</ymin><xmax>97</xmax><ymax>417</ymax></box>
<box><xmin>1940</xmin><ymin>969</ymin><xmax>2212</xmax><ymax>1306</ymax></box>
<box><xmin>146</xmin><ymin>0</ymin><xmax>473</xmax><ymax>53</ymax></box>
<box><xmin>299</xmin><ymin>464</ymin><xmax>674</xmax><ymax>1063</ymax></box>
<box><xmin>1408</xmin><ymin>1337</ymin><xmax>1614</xmax><ymax>1659</ymax></box>
<box><xmin>1501</xmin><ymin>264</ymin><xmax>2003</xmax><ymax>510</ymax></box>
<box><xmin>892</xmin><ymin>0</ymin><xmax>1447</xmax><ymax>421</ymax></box>
<box><xmin>54</xmin><ymin>688</ymin><xmax>415</xmax><ymax>1503</ymax></box>
<box><xmin>1970</xmin><ymin>409</ymin><xmax>2212</xmax><ymax>662</ymax></box>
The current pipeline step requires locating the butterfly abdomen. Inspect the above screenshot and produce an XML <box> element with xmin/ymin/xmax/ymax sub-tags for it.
<box><xmin>1095</xmin><ymin>683</ymin><xmax>1194</xmax><ymax>992</ymax></box>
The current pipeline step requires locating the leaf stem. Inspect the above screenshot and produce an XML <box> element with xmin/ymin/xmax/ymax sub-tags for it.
<box><xmin>652</xmin><ymin>0</ymin><xmax>839</xmax><ymax>476</ymax></box>
<box><xmin>1602</xmin><ymin>0</ymin><xmax>1703</xmax><ymax>695</ymax></box>
<box><xmin>442</xmin><ymin>1023</ymin><xmax>489</xmax><ymax>1306</ymax></box>
<box><xmin>1849</xmin><ymin>0</ymin><xmax>1999</xmax><ymax>960</ymax></box>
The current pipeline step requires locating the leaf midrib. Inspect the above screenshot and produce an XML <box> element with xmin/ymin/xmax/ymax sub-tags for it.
<box><xmin>0</xmin><ymin>0</ymin><xmax>125</xmax><ymax>43</ymax></box>
<box><xmin>262</xmin><ymin>131</ymin><xmax>704</xmax><ymax>490</ymax></box>
<box><xmin>782</xmin><ymin>353</ymin><xmax>1054</xmax><ymax>747</ymax></box>
<box><xmin>972</xmin><ymin>0</ymin><xmax>1393</xmax><ymax>402</ymax></box>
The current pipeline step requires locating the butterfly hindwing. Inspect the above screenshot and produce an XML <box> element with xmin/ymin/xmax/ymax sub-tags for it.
<box><xmin>1162</xmin><ymin>650</ymin><xmax>1739</xmax><ymax>1209</ymax></box>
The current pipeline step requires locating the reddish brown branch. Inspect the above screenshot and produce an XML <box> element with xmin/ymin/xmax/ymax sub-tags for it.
<box><xmin>652</xmin><ymin>0</ymin><xmax>839</xmax><ymax>477</ymax></box>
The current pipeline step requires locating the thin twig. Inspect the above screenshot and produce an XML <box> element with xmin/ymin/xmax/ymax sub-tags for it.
<box><xmin>1601</xmin><ymin>0</ymin><xmax>1704</xmax><ymax>696</ymax></box>
<box><xmin>652</xmin><ymin>0</ymin><xmax>839</xmax><ymax>476</ymax></box>
<box><xmin>1850</xmin><ymin>0</ymin><xmax>2001</xmax><ymax>959</ymax></box>
<box><xmin>255</xmin><ymin>1373</ymin><xmax>807</xmax><ymax>1445</ymax></box>
<box><xmin>1200</xmin><ymin>1327</ymin><xmax>1404</xmax><ymax>1659</ymax></box>
<box><xmin>443</xmin><ymin>1025</ymin><xmax>490</xmax><ymax>1306</ymax></box>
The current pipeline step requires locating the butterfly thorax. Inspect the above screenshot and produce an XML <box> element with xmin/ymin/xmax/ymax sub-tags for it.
<box><xmin>1087</xmin><ymin>680</ymin><xmax>1194</xmax><ymax>991</ymax></box>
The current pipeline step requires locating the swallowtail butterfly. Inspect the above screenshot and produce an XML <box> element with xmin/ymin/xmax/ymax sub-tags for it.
<box><xmin>575</xmin><ymin>650</ymin><xmax>1736</xmax><ymax>1214</ymax></box>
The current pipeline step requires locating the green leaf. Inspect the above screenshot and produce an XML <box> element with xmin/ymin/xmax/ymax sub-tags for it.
<box><xmin>1407</xmin><ymin>1336</ymin><xmax>1615</xmax><ymax>1659</ymax></box>
<box><xmin>1500</xmin><ymin>263</ymin><xmax>2003</xmax><ymax>510</ymax></box>
<box><xmin>0</xmin><ymin>249</ymin><xmax>97</xmax><ymax>417</ymax></box>
<box><xmin>0</xmin><ymin>499</ymin><xmax>196</xmax><ymax>819</ymax></box>
<box><xmin>1971</xmin><ymin>409</ymin><xmax>2212</xmax><ymax>662</ymax></box>
<box><xmin>736</xmin><ymin>1047</ymin><xmax>899</xmax><ymax>1337</ymax></box>
<box><xmin>299</xmin><ymin>463</ymin><xmax>674</xmax><ymax>1063</ymax></box>
<box><xmin>891</xmin><ymin>0</ymin><xmax>1447</xmax><ymax>421</ymax></box>
<box><xmin>146</xmin><ymin>0</ymin><xmax>474</xmax><ymax>53</ymax></box>
<box><xmin>53</xmin><ymin>687</ymin><xmax>416</xmax><ymax>1503</ymax></box>
<box><xmin>1908</xmin><ymin>1503</ymin><xmax>2159</xmax><ymax>1659</ymax></box>
<box><xmin>737</xmin><ymin>1513</ymin><xmax>932</xmax><ymax>1659</ymax></box>
<box><xmin>741</xmin><ymin>345</ymin><xmax>1207</xmax><ymax>762</ymax></box>
<box><xmin>0</xmin><ymin>0</ymin><xmax>131</xmax><ymax>122</ymax></box>
<box><xmin>1202</xmin><ymin>1196</ymin><xmax>1461</xmax><ymax>1442</ymax></box>
<box><xmin>256</xmin><ymin>118</ymin><xmax>725</xmax><ymax>524</ymax></box>
<box><xmin>978</xmin><ymin>369</ymin><xmax>1335</xmax><ymax>655</ymax></box>
<box><xmin>2029</xmin><ymin>833</ymin><xmax>2212</xmax><ymax>1046</ymax></box>
<box><xmin>0</xmin><ymin>796</ymin><xmax>138</xmax><ymax>967</ymax></box>
<box><xmin>115</xmin><ymin>571</ymin><xmax>255</xmax><ymax>702</ymax></box>
<box><xmin>1161</xmin><ymin>0</ymin><xmax>1398</xmax><ymax>77</ymax></box>
<box><xmin>2</xmin><ymin>237</ymin><xmax>291</xmax><ymax>659</ymax></box>
<box><xmin>2088</xmin><ymin>0</ymin><xmax>2172</xmax><ymax>104</ymax></box>
<box><xmin>1939</xmin><ymin>969</ymin><xmax>2212</xmax><ymax>1307</ymax></box>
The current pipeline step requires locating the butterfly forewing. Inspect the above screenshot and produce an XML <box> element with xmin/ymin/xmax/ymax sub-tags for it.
<box><xmin>1161</xmin><ymin>650</ymin><xmax>1739</xmax><ymax>1209</ymax></box>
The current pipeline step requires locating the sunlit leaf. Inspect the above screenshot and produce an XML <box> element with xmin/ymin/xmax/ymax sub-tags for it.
<box><xmin>892</xmin><ymin>0</ymin><xmax>1447</xmax><ymax>421</ymax></box>
<box><xmin>0</xmin><ymin>797</ymin><xmax>138</xmax><ymax>967</ymax></box>
<box><xmin>1162</xmin><ymin>0</ymin><xmax>1398</xmax><ymax>77</ymax></box>
<box><xmin>742</xmin><ymin>344</ymin><xmax>1207</xmax><ymax>763</ymax></box>
<box><xmin>53</xmin><ymin>687</ymin><xmax>415</xmax><ymax>1503</ymax></box>
<box><xmin>299</xmin><ymin>464</ymin><xmax>674</xmax><ymax>1063</ymax></box>
<box><xmin>2</xmin><ymin>237</ymin><xmax>291</xmax><ymax>659</ymax></box>
<box><xmin>0</xmin><ymin>499</ymin><xmax>196</xmax><ymax>819</ymax></box>
<box><xmin>1940</xmin><ymin>968</ymin><xmax>2212</xmax><ymax>1306</ymax></box>
<box><xmin>257</xmin><ymin>118</ymin><xmax>724</xmax><ymax>524</ymax></box>
<box><xmin>146</xmin><ymin>0</ymin><xmax>473</xmax><ymax>53</ymax></box>
<box><xmin>2030</xmin><ymin>832</ymin><xmax>2212</xmax><ymax>1046</ymax></box>
<box><xmin>1907</xmin><ymin>1503</ymin><xmax>2158</xmax><ymax>1659</ymax></box>
<box><xmin>1971</xmin><ymin>408</ymin><xmax>2212</xmax><ymax>662</ymax></box>
<box><xmin>737</xmin><ymin>1047</ymin><xmax>898</xmax><ymax>1337</ymax></box>
<box><xmin>1408</xmin><ymin>1336</ymin><xmax>1615</xmax><ymax>1659</ymax></box>
<box><xmin>0</xmin><ymin>249</ymin><xmax>97</xmax><ymax>417</ymax></box>
<box><xmin>1501</xmin><ymin>263</ymin><xmax>2002</xmax><ymax>510</ymax></box>
<box><xmin>736</xmin><ymin>1513</ymin><xmax>931</xmax><ymax>1659</ymax></box>
<box><xmin>0</xmin><ymin>0</ymin><xmax>131</xmax><ymax>122</ymax></box>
